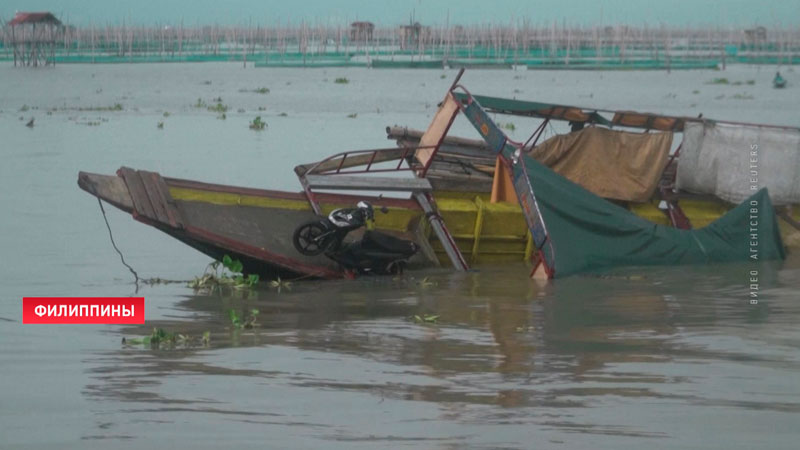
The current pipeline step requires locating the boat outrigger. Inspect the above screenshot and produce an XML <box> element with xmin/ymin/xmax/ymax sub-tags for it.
<box><xmin>78</xmin><ymin>69</ymin><xmax>798</xmax><ymax>280</ymax></box>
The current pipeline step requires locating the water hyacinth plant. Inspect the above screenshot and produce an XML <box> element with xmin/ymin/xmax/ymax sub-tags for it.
<box><xmin>189</xmin><ymin>254</ymin><xmax>259</xmax><ymax>293</ymax></box>
<box><xmin>249</xmin><ymin>116</ymin><xmax>266</xmax><ymax>130</ymax></box>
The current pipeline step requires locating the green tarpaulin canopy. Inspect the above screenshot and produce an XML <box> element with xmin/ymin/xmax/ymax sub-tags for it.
<box><xmin>453</xmin><ymin>92</ymin><xmax>613</xmax><ymax>127</ymax></box>
<box><xmin>516</xmin><ymin>153</ymin><xmax>785</xmax><ymax>277</ymax></box>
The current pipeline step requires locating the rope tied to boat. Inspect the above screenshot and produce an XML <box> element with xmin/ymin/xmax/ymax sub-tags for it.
<box><xmin>97</xmin><ymin>196</ymin><xmax>140</xmax><ymax>289</ymax></box>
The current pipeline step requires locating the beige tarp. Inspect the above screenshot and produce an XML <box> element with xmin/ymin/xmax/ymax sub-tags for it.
<box><xmin>529</xmin><ymin>127</ymin><xmax>673</xmax><ymax>202</ymax></box>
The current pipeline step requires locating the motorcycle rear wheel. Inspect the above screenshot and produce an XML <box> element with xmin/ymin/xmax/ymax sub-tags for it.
<box><xmin>292</xmin><ymin>221</ymin><xmax>338</xmax><ymax>256</ymax></box>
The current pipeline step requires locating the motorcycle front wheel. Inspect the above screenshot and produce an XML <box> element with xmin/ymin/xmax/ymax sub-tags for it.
<box><xmin>292</xmin><ymin>221</ymin><xmax>338</xmax><ymax>256</ymax></box>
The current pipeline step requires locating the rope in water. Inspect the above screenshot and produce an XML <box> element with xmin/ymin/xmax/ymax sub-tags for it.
<box><xmin>97</xmin><ymin>196</ymin><xmax>140</xmax><ymax>287</ymax></box>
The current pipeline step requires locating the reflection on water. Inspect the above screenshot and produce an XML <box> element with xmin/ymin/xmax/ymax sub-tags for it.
<box><xmin>79</xmin><ymin>262</ymin><xmax>800</xmax><ymax>448</ymax></box>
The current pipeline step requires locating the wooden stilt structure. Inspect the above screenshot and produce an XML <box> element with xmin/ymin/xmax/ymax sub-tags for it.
<box><xmin>5</xmin><ymin>12</ymin><xmax>62</xmax><ymax>67</ymax></box>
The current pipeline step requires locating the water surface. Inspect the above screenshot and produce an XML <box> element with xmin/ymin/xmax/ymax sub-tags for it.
<box><xmin>1</xmin><ymin>63</ymin><xmax>799</xmax><ymax>449</ymax></box>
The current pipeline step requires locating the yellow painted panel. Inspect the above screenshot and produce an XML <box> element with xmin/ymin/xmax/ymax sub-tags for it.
<box><xmin>171</xmin><ymin>185</ymin><xmax>800</xmax><ymax>263</ymax></box>
<box><xmin>629</xmin><ymin>202</ymin><xmax>670</xmax><ymax>226</ymax></box>
<box><xmin>169</xmin><ymin>187</ymin><xmax>312</xmax><ymax>210</ymax></box>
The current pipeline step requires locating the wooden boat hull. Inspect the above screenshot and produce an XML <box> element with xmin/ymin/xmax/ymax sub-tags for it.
<box><xmin>78</xmin><ymin>169</ymin><xmax>430</xmax><ymax>279</ymax></box>
<box><xmin>78</xmin><ymin>164</ymin><xmax>800</xmax><ymax>280</ymax></box>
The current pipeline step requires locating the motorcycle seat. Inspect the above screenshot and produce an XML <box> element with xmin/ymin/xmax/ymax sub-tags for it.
<box><xmin>362</xmin><ymin>231</ymin><xmax>417</xmax><ymax>256</ymax></box>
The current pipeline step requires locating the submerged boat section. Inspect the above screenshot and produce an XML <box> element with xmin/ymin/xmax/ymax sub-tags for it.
<box><xmin>78</xmin><ymin>69</ymin><xmax>800</xmax><ymax>281</ymax></box>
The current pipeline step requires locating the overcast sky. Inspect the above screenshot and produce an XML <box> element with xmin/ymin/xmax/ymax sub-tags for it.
<box><xmin>3</xmin><ymin>0</ymin><xmax>799</xmax><ymax>26</ymax></box>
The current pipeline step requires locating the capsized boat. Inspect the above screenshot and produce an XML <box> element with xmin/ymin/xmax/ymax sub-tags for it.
<box><xmin>78</xmin><ymin>70</ymin><xmax>799</xmax><ymax>280</ymax></box>
<box><xmin>78</xmin><ymin>168</ymin><xmax>443</xmax><ymax>280</ymax></box>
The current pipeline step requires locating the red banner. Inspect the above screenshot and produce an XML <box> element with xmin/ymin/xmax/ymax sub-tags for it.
<box><xmin>23</xmin><ymin>297</ymin><xmax>145</xmax><ymax>324</ymax></box>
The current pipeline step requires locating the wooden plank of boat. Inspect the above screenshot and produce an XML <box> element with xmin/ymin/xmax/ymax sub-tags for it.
<box><xmin>304</xmin><ymin>174</ymin><xmax>433</xmax><ymax>192</ymax></box>
<box><xmin>77</xmin><ymin>171</ymin><xmax>134</xmax><ymax>212</ymax></box>
<box><xmin>117</xmin><ymin>167</ymin><xmax>157</xmax><ymax>221</ymax></box>
<box><xmin>139</xmin><ymin>171</ymin><xmax>172</xmax><ymax>225</ymax></box>
<box><xmin>79</xmin><ymin>170</ymin><xmax>347</xmax><ymax>279</ymax></box>
<box><xmin>415</xmin><ymin>92</ymin><xmax>461</xmax><ymax>174</ymax></box>
<box><xmin>143</xmin><ymin>170</ymin><xmax>184</xmax><ymax>229</ymax></box>
<box><xmin>386</xmin><ymin>126</ymin><xmax>489</xmax><ymax>152</ymax></box>
<box><xmin>116</xmin><ymin>167</ymin><xmax>185</xmax><ymax>229</ymax></box>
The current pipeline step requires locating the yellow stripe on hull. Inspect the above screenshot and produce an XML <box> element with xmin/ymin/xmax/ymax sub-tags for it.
<box><xmin>169</xmin><ymin>186</ymin><xmax>799</xmax><ymax>267</ymax></box>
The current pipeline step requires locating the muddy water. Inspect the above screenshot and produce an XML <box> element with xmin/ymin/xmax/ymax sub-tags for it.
<box><xmin>1</xmin><ymin>63</ymin><xmax>800</xmax><ymax>449</ymax></box>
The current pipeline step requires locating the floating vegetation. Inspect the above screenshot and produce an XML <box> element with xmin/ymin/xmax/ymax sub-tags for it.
<box><xmin>440</xmin><ymin>74</ymin><xmax>447</xmax><ymax>79</ymax></box>
<box><xmin>140</xmin><ymin>277</ymin><xmax>185</xmax><ymax>285</ymax></box>
<box><xmin>202</xmin><ymin>80</ymin><xmax>212</xmax><ymax>85</ymax></box>
<box><xmin>249</xmin><ymin>116</ymin><xmax>267</xmax><ymax>130</ymax></box>
<box><xmin>122</xmin><ymin>327</ymin><xmax>211</xmax><ymax>349</ymax></box>
<box><xmin>19</xmin><ymin>105</ymin><xmax>30</xmax><ymax>112</ymax></box>
<box><xmin>418</xmin><ymin>276</ymin><xmax>437</xmax><ymax>288</ymax></box>
<box><xmin>692</xmin><ymin>90</ymin><xmax>700</xmax><ymax>94</ymax></box>
<box><xmin>347</xmin><ymin>113</ymin><xmax>358</xmax><ymax>119</ymax></box>
<box><xmin>707</xmin><ymin>78</ymin><xmax>756</xmax><ymax>86</ymax></box>
<box><xmin>207</xmin><ymin>102</ymin><xmax>228</xmax><ymax>113</ymax></box>
<box><xmin>229</xmin><ymin>308</ymin><xmax>260</xmax><ymax>329</ymax></box>
<box><xmin>237</xmin><ymin>108</ymin><xmax>245</xmax><ymax>113</ymax></box>
<box><xmin>217</xmin><ymin>113</ymin><xmax>226</xmax><ymax>120</ymax></box>
<box><xmin>157</xmin><ymin>121</ymin><xmax>164</xmax><ymax>129</ymax></box>
<box><xmin>188</xmin><ymin>255</ymin><xmax>259</xmax><ymax>293</ymax></box>
<box><xmin>410</xmin><ymin>314</ymin><xmax>440</xmax><ymax>324</ymax></box>
<box><xmin>278</xmin><ymin>112</ymin><xmax>288</xmax><ymax>117</ymax></box>
<box><xmin>334</xmin><ymin>77</ymin><xmax>350</xmax><ymax>84</ymax></box>
<box><xmin>257</xmin><ymin>106</ymin><xmax>266</xmax><ymax>111</ymax></box>
<box><xmin>74</xmin><ymin>103</ymin><xmax>123</xmax><ymax>112</ymax></box>
<box><xmin>238</xmin><ymin>87</ymin><xmax>270</xmax><ymax>94</ymax></box>
<box><xmin>732</xmin><ymin>93</ymin><xmax>755</xmax><ymax>100</ymax></box>
<box><xmin>162</xmin><ymin>111</ymin><xmax>171</xmax><ymax>117</ymax></box>
<box><xmin>268</xmin><ymin>277</ymin><xmax>292</xmax><ymax>292</ymax></box>
<box><xmin>76</xmin><ymin>116</ymin><xmax>109</xmax><ymax>126</ymax></box>
<box><xmin>194</xmin><ymin>98</ymin><xmax>207</xmax><ymax>108</ymax></box>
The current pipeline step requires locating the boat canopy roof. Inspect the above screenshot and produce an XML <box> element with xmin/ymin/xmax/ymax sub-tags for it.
<box><xmin>453</xmin><ymin>93</ymin><xmax>610</xmax><ymax>127</ymax></box>
<box><xmin>453</xmin><ymin>92</ymin><xmax>693</xmax><ymax>131</ymax></box>
<box><xmin>453</xmin><ymin>91</ymin><xmax>799</xmax><ymax>133</ymax></box>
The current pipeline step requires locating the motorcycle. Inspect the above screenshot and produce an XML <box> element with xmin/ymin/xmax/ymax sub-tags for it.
<box><xmin>292</xmin><ymin>201</ymin><xmax>418</xmax><ymax>275</ymax></box>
